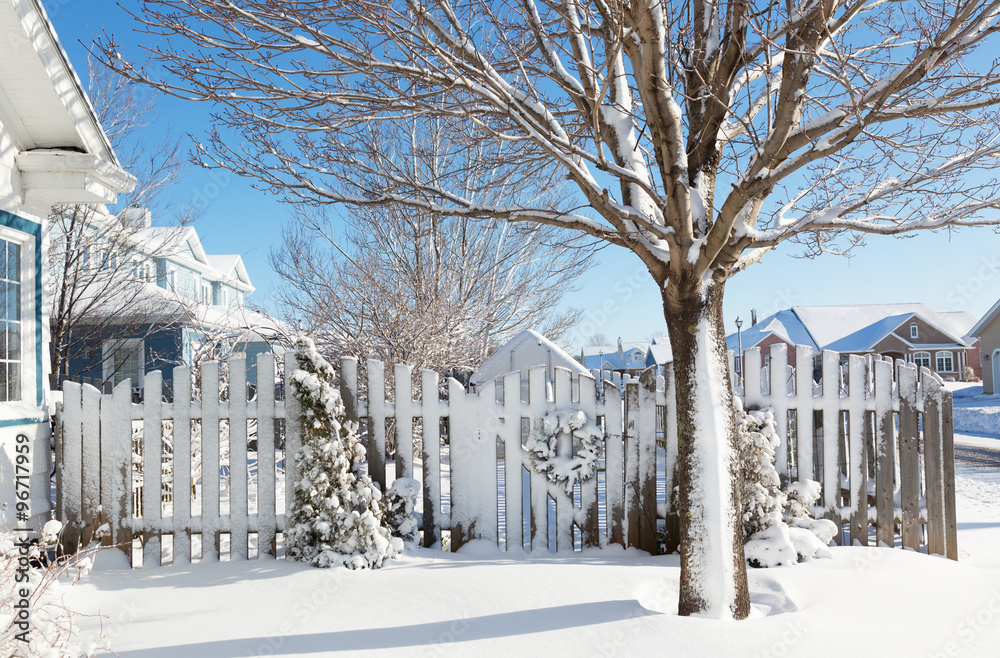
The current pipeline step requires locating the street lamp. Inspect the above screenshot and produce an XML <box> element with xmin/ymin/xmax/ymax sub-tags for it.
<box><xmin>735</xmin><ymin>316</ymin><xmax>744</xmax><ymax>378</ymax></box>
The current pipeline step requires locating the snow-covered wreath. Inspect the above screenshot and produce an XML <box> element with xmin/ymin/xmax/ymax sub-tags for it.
<box><xmin>525</xmin><ymin>410</ymin><xmax>604</xmax><ymax>496</ymax></box>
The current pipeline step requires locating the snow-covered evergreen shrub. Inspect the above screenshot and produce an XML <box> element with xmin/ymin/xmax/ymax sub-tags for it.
<box><xmin>737</xmin><ymin>401</ymin><xmax>837</xmax><ymax>567</ymax></box>
<box><xmin>286</xmin><ymin>338</ymin><xmax>402</xmax><ymax>569</ymax></box>
<box><xmin>385</xmin><ymin>477</ymin><xmax>421</xmax><ymax>544</ymax></box>
<box><xmin>735</xmin><ymin>399</ymin><xmax>785</xmax><ymax>540</ymax></box>
<box><xmin>783</xmin><ymin>480</ymin><xmax>839</xmax><ymax>548</ymax></box>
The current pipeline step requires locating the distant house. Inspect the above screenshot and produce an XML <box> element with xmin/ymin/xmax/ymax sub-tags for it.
<box><xmin>581</xmin><ymin>336</ymin><xmax>672</xmax><ymax>377</ymax></box>
<box><xmin>970</xmin><ymin>300</ymin><xmax>1000</xmax><ymax>394</ymax></box>
<box><xmin>0</xmin><ymin>0</ymin><xmax>135</xmax><ymax>530</ymax></box>
<box><xmin>470</xmin><ymin>329</ymin><xmax>588</xmax><ymax>392</ymax></box>
<box><xmin>63</xmin><ymin>211</ymin><xmax>289</xmax><ymax>392</ymax></box>
<box><xmin>727</xmin><ymin>304</ymin><xmax>981</xmax><ymax>381</ymax></box>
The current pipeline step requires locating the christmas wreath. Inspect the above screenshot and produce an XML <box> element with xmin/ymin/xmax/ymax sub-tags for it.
<box><xmin>525</xmin><ymin>410</ymin><xmax>604</xmax><ymax>496</ymax></box>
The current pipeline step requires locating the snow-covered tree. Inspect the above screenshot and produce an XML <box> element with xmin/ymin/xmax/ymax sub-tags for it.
<box><xmin>99</xmin><ymin>0</ymin><xmax>1000</xmax><ymax>618</ymax></box>
<box><xmin>286</xmin><ymin>338</ymin><xmax>402</xmax><ymax>569</ymax></box>
<box><xmin>48</xmin><ymin>60</ymin><xmax>192</xmax><ymax>389</ymax></box>
<box><xmin>271</xmin><ymin>123</ymin><xmax>593</xmax><ymax>374</ymax></box>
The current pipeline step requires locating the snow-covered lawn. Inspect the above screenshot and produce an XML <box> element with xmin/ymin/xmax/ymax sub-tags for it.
<box><xmin>54</xmin><ymin>388</ymin><xmax>1000</xmax><ymax>656</ymax></box>
<box><xmin>62</xmin><ymin>476</ymin><xmax>1000</xmax><ymax>657</ymax></box>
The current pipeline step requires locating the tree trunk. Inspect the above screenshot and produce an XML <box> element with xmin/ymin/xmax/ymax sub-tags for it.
<box><xmin>664</xmin><ymin>281</ymin><xmax>750</xmax><ymax>619</ymax></box>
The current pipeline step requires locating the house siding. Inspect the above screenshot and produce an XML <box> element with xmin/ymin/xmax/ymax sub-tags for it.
<box><xmin>978</xmin><ymin>315</ymin><xmax>1000</xmax><ymax>395</ymax></box>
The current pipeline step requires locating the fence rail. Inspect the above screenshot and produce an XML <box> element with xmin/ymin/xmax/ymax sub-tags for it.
<box><xmin>55</xmin><ymin>343</ymin><xmax>957</xmax><ymax>567</ymax></box>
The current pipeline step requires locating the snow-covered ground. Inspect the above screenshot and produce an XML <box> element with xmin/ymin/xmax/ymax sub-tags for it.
<box><xmin>53</xmin><ymin>387</ymin><xmax>1000</xmax><ymax>656</ymax></box>
<box><xmin>950</xmin><ymin>382</ymin><xmax>1000</xmax><ymax>437</ymax></box>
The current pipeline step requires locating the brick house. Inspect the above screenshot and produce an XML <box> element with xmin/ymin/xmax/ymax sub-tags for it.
<box><xmin>727</xmin><ymin>304</ymin><xmax>981</xmax><ymax>381</ymax></box>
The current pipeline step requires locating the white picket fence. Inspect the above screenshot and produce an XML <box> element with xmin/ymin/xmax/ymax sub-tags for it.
<box><xmin>55</xmin><ymin>343</ymin><xmax>958</xmax><ymax>567</ymax></box>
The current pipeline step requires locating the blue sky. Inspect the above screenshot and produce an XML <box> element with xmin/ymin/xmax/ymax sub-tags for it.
<box><xmin>45</xmin><ymin>1</ymin><xmax>1000</xmax><ymax>350</ymax></box>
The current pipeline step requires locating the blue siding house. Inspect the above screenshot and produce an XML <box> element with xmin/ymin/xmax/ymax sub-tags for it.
<box><xmin>63</xmin><ymin>212</ymin><xmax>288</xmax><ymax>393</ymax></box>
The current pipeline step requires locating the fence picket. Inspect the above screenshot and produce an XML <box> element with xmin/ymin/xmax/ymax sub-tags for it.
<box><xmin>874</xmin><ymin>359</ymin><xmax>895</xmax><ymax>547</ymax></box>
<box><xmin>284</xmin><ymin>351</ymin><xmax>302</xmax><ymax>545</ymax></box>
<box><xmin>420</xmin><ymin>369</ymin><xmax>441</xmax><ymax>548</ymax></box>
<box><xmin>502</xmin><ymin>370</ymin><xmax>523</xmax><ymax>551</ymax></box>
<box><xmin>554</xmin><ymin>367</ymin><xmax>575</xmax><ymax>551</ymax></box>
<box><xmin>624</xmin><ymin>379</ymin><xmax>640</xmax><ymax>549</ymax></box>
<box><xmin>142</xmin><ymin>370</ymin><xmax>163</xmax><ymax>568</ymax></box>
<box><xmin>61</xmin><ymin>381</ymin><xmax>82</xmax><ymax>554</ymax></box>
<box><xmin>257</xmin><ymin>354</ymin><xmax>276</xmax><ymax>558</ymax></box>
<box><xmin>81</xmin><ymin>384</ymin><xmax>101</xmax><ymax>547</ymax></box>
<box><xmin>637</xmin><ymin>368</ymin><xmax>658</xmax><ymax>554</ymax></box>
<box><xmin>201</xmin><ymin>361</ymin><xmax>221</xmax><ymax>562</ymax></box>
<box><xmin>769</xmin><ymin>345</ymin><xmax>789</xmax><ymax>478</ymax></box>
<box><xmin>942</xmin><ymin>389</ymin><xmax>958</xmax><ymax>561</ymax></box>
<box><xmin>98</xmin><ymin>383</ymin><xmax>117</xmax><ymax>549</ymax></box>
<box><xmin>172</xmin><ymin>367</ymin><xmax>192</xmax><ymax>564</ymax></box>
<box><xmin>897</xmin><ymin>362</ymin><xmax>920</xmax><ymax>551</ymax></box>
<box><xmin>743</xmin><ymin>347</ymin><xmax>763</xmax><ymax>407</ymax></box>
<box><xmin>367</xmin><ymin>360</ymin><xmax>387</xmax><ymax>492</ymax></box>
<box><xmin>229</xmin><ymin>358</ymin><xmax>249</xmax><ymax>561</ymax></box>
<box><xmin>527</xmin><ymin>366</ymin><xmax>548</xmax><ymax>552</ymax></box>
<box><xmin>821</xmin><ymin>351</ymin><xmax>842</xmax><ymax>523</ymax></box>
<box><xmin>923</xmin><ymin>371</ymin><xmax>946</xmax><ymax>557</ymax></box>
<box><xmin>394</xmin><ymin>364</ymin><xmax>414</xmax><ymax>479</ymax></box>
<box><xmin>604</xmin><ymin>381</ymin><xmax>625</xmax><ymax>547</ymax></box>
<box><xmin>847</xmin><ymin>355</ymin><xmax>869</xmax><ymax>546</ymax></box>
<box><xmin>662</xmin><ymin>367</ymin><xmax>679</xmax><ymax>553</ymax></box>
<box><xmin>578</xmin><ymin>374</ymin><xmax>600</xmax><ymax>548</ymax></box>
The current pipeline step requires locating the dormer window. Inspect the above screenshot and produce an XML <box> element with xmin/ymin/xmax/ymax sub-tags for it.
<box><xmin>910</xmin><ymin>324</ymin><xmax>918</xmax><ymax>339</ymax></box>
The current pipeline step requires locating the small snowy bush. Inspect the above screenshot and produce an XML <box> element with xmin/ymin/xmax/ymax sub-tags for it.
<box><xmin>286</xmin><ymin>338</ymin><xmax>402</xmax><ymax>569</ymax></box>
<box><xmin>783</xmin><ymin>480</ymin><xmax>839</xmax><ymax>548</ymax></box>
<box><xmin>737</xmin><ymin>401</ymin><xmax>838</xmax><ymax>567</ymax></box>
<box><xmin>1</xmin><ymin>528</ymin><xmax>106</xmax><ymax>657</ymax></box>
<box><xmin>385</xmin><ymin>477</ymin><xmax>421</xmax><ymax>544</ymax></box>
<box><xmin>735</xmin><ymin>399</ymin><xmax>785</xmax><ymax>541</ymax></box>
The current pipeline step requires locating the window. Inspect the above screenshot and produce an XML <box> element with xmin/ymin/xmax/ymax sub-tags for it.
<box><xmin>936</xmin><ymin>351</ymin><xmax>954</xmax><ymax>373</ymax></box>
<box><xmin>630</xmin><ymin>351</ymin><xmax>643</xmax><ymax>363</ymax></box>
<box><xmin>0</xmin><ymin>239</ymin><xmax>21</xmax><ymax>402</ymax></box>
<box><xmin>202</xmin><ymin>283</ymin><xmax>212</xmax><ymax>304</ymax></box>
<box><xmin>734</xmin><ymin>357</ymin><xmax>742</xmax><ymax>374</ymax></box>
<box><xmin>913</xmin><ymin>352</ymin><xmax>931</xmax><ymax>368</ymax></box>
<box><xmin>105</xmin><ymin>340</ymin><xmax>144</xmax><ymax>389</ymax></box>
<box><xmin>910</xmin><ymin>324</ymin><xmax>919</xmax><ymax>339</ymax></box>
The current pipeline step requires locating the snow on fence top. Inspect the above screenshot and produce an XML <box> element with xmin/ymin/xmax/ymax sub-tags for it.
<box><xmin>55</xmin><ymin>343</ymin><xmax>957</xmax><ymax>567</ymax></box>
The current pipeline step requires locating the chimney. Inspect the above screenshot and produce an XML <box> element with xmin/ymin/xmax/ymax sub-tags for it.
<box><xmin>751</xmin><ymin>309</ymin><xmax>758</xmax><ymax>326</ymax></box>
<box><xmin>120</xmin><ymin>206</ymin><xmax>152</xmax><ymax>229</ymax></box>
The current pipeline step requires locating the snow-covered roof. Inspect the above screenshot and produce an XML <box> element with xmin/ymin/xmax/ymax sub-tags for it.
<box><xmin>971</xmin><ymin>299</ymin><xmax>1000</xmax><ymax>338</ymax></box>
<box><xmin>471</xmin><ymin>329</ymin><xmax>589</xmax><ymax>385</ymax></box>
<box><xmin>206</xmin><ymin>254</ymin><xmax>252</xmax><ymax>289</ymax></box>
<box><xmin>645</xmin><ymin>337</ymin><xmax>673</xmax><ymax>366</ymax></box>
<box><xmin>132</xmin><ymin>225</ymin><xmax>255</xmax><ymax>292</ymax></box>
<box><xmin>725</xmin><ymin>309</ymin><xmax>817</xmax><ymax>352</ymax></box>
<box><xmin>581</xmin><ymin>341</ymin><xmax>650</xmax><ymax>371</ymax></box>
<box><xmin>727</xmin><ymin>303</ymin><xmax>975</xmax><ymax>354</ymax></box>
<box><xmin>0</xmin><ymin>0</ymin><xmax>135</xmax><ymax>207</ymax></box>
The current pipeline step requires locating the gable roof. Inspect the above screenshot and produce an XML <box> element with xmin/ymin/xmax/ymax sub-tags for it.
<box><xmin>471</xmin><ymin>329</ymin><xmax>589</xmax><ymax>385</ymax></box>
<box><xmin>725</xmin><ymin>308</ymin><xmax>817</xmax><ymax>352</ymax></box>
<box><xmin>206</xmin><ymin>254</ymin><xmax>253</xmax><ymax>288</ymax></box>
<box><xmin>727</xmin><ymin>303</ymin><xmax>975</xmax><ymax>354</ymax></box>
<box><xmin>0</xmin><ymin>0</ymin><xmax>134</xmax><ymax>206</ymax></box>
<box><xmin>971</xmin><ymin>299</ymin><xmax>1000</xmax><ymax>338</ymax></box>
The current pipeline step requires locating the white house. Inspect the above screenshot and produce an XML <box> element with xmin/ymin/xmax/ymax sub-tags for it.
<box><xmin>0</xmin><ymin>0</ymin><xmax>135</xmax><ymax>530</ymax></box>
<box><xmin>470</xmin><ymin>329</ymin><xmax>589</xmax><ymax>392</ymax></box>
<box><xmin>581</xmin><ymin>336</ymin><xmax>673</xmax><ymax>377</ymax></box>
